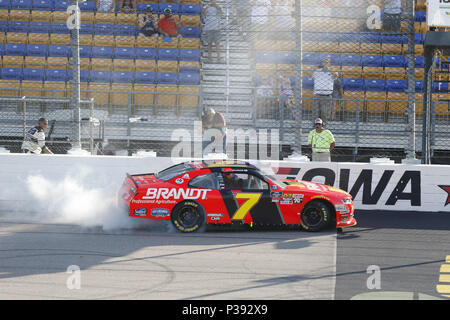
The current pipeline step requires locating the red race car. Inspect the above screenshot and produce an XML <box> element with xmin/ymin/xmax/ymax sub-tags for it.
<box><xmin>118</xmin><ymin>161</ymin><xmax>356</xmax><ymax>232</ymax></box>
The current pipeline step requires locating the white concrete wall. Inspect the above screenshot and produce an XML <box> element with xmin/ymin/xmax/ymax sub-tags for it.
<box><xmin>1</xmin><ymin>154</ymin><xmax>449</xmax><ymax>213</ymax></box>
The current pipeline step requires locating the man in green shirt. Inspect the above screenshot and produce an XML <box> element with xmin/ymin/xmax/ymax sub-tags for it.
<box><xmin>308</xmin><ymin>118</ymin><xmax>335</xmax><ymax>162</ymax></box>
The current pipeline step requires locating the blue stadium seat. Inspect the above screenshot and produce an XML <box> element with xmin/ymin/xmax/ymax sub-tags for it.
<box><xmin>48</xmin><ymin>45</ymin><xmax>70</xmax><ymax>57</ymax></box>
<box><xmin>0</xmin><ymin>0</ymin><xmax>10</xmax><ymax>9</ymax></box>
<box><xmin>179</xmin><ymin>26</ymin><xmax>201</xmax><ymax>38</ymax></box>
<box><xmin>92</xmin><ymin>46</ymin><xmax>114</xmax><ymax>59</ymax></box>
<box><xmin>340</xmin><ymin>54</ymin><xmax>361</xmax><ymax>66</ymax></box>
<box><xmin>179</xmin><ymin>49</ymin><xmax>200</xmax><ymax>61</ymax></box>
<box><xmin>343</xmin><ymin>78</ymin><xmax>364</xmax><ymax>91</ymax></box>
<box><xmin>338</xmin><ymin>32</ymin><xmax>360</xmax><ymax>43</ymax></box>
<box><xmin>360</xmin><ymin>32</ymin><xmax>380</xmax><ymax>43</ymax></box>
<box><xmin>137</xmin><ymin>3</ymin><xmax>158</xmax><ymax>14</ymax></box>
<box><xmin>134</xmin><ymin>71</ymin><xmax>155</xmax><ymax>84</ymax></box>
<box><xmin>51</xmin><ymin>22</ymin><xmax>70</xmax><ymax>34</ymax></box>
<box><xmin>80</xmin><ymin>70</ymin><xmax>89</xmax><ymax>82</ymax></box>
<box><xmin>32</xmin><ymin>0</ymin><xmax>52</xmax><ymax>10</ymax></box>
<box><xmin>415</xmin><ymin>33</ymin><xmax>424</xmax><ymax>45</ymax></box>
<box><xmin>89</xmin><ymin>70</ymin><xmax>111</xmax><ymax>83</ymax></box>
<box><xmin>11</xmin><ymin>0</ymin><xmax>32</xmax><ymax>9</ymax></box>
<box><xmin>5</xmin><ymin>43</ymin><xmax>26</xmax><ymax>56</ymax></box>
<box><xmin>8</xmin><ymin>21</ymin><xmax>29</xmax><ymax>33</ymax></box>
<box><xmin>23</xmin><ymin>68</ymin><xmax>45</xmax><ymax>81</ymax></box>
<box><xmin>364</xmin><ymin>78</ymin><xmax>385</xmax><ymax>91</ymax></box>
<box><xmin>158</xmin><ymin>48</ymin><xmax>179</xmax><ymax>61</ymax></box>
<box><xmin>79</xmin><ymin>1</ymin><xmax>96</xmax><ymax>12</ymax></box>
<box><xmin>386</xmin><ymin>79</ymin><xmax>407</xmax><ymax>92</ymax></box>
<box><xmin>383</xmin><ymin>55</ymin><xmax>405</xmax><ymax>68</ymax></box>
<box><xmin>27</xmin><ymin>44</ymin><xmax>47</xmax><ymax>57</ymax></box>
<box><xmin>415</xmin><ymin>56</ymin><xmax>425</xmax><ymax>68</ymax></box>
<box><xmin>112</xmin><ymin>71</ymin><xmax>133</xmax><ymax>83</ymax></box>
<box><xmin>30</xmin><ymin>22</ymin><xmax>51</xmax><ymax>33</ymax></box>
<box><xmin>381</xmin><ymin>33</ymin><xmax>405</xmax><ymax>44</ymax></box>
<box><xmin>255</xmin><ymin>51</ymin><xmax>277</xmax><ymax>63</ymax></box>
<box><xmin>362</xmin><ymin>54</ymin><xmax>382</xmax><ymax>67</ymax></box>
<box><xmin>46</xmin><ymin>69</ymin><xmax>68</xmax><ymax>82</ymax></box>
<box><xmin>302</xmin><ymin>77</ymin><xmax>314</xmax><ymax>90</ymax></box>
<box><xmin>157</xmin><ymin>72</ymin><xmax>178</xmax><ymax>84</ymax></box>
<box><xmin>0</xmin><ymin>44</ymin><xmax>3</xmax><ymax>56</ymax></box>
<box><xmin>114</xmin><ymin>47</ymin><xmax>135</xmax><ymax>59</ymax></box>
<box><xmin>415</xmin><ymin>80</ymin><xmax>424</xmax><ymax>93</ymax></box>
<box><xmin>302</xmin><ymin>53</ymin><xmax>319</xmax><ymax>65</ymax></box>
<box><xmin>1</xmin><ymin>67</ymin><xmax>22</xmax><ymax>80</ymax></box>
<box><xmin>114</xmin><ymin>24</ymin><xmax>137</xmax><ymax>36</ymax></box>
<box><xmin>79</xmin><ymin>45</ymin><xmax>92</xmax><ymax>58</ymax></box>
<box><xmin>433</xmin><ymin>82</ymin><xmax>449</xmax><ymax>93</ymax></box>
<box><xmin>79</xmin><ymin>23</ymin><xmax>94</xmax><ymax>35</ymax></box>
<box><xmin>0</xmin><ymin>21</ymin><xmax>7</xmax><ymax>32</ymax></box>
<box><xmin>277</xmin><ymin>52</ymin><xmax>297</xmax><ymax>65</ymax></box>
<box><xmin>179</xmin><ymin>71</ymin><xmax>200</xmax><ymax>85</ymax></box>
<box><xmin>319</xmin><ymin>53</ymin><xmax>340</xmax><ymax>66</ymax></box>
<box><xmin>136</xmin><ymin>48</ymin><xmax>157</xmax><ymax>60</ymax></box>
<box><xmin>159</xmin><ymin>3</ymin><xmax>179</xmax><ymax>14</ymax></box>
<box><xmin>180</xmin><ymin>4</ymin><xmax>201</xmax><ymax>15</ymax></box>
<box><xmin>54</xmin><ymin>0</ymin><xmax>70</xmax><ymax>11</ymax></box>
<box><xmin>415</xmin><ymin>11</ymin><xmax>426</xmax><ymax>22</ymax></box>
<box><xmin>95</xmin><ymin>24</ymin><xmax>114</xmax><ymax>35</ymax></box>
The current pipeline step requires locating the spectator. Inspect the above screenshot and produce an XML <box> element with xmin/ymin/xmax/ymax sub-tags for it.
<box><xmin>96</xmin><ymin>0</ymin><xmax>115</xmax><ymax>13</ymax></box>
<box><xmin>251</xmin><ymin>0</ymin><xmax>271</xmax><ymax>40</ymax></box>
<box><xmin>383</xmin><ymin>0</ymin><xmax>406</xmax><ymax>32</ymax></box>
<box><xmin>277</xmin><ymin>72</ymin><xmax>295</xmax><ymax>120</ymax></box>
<box><xmin>158</xmin><ymin>8</ymin><xmax>181</xmax><ymax>38</ymax></box>
<box><xmin>139</xmin><ymin>7</ymin><xmax>159</xmax><ymax>37</ymax></box>
<box><xmin>231</xmin><ymin>0</ymin><xmax>250</xmax><ymax>39</ymax></box>
<box><xmin>312</xmin><ymin>58</ymin><xmax>334</xmax><ymax>125</ymax></box>
<box><xmin>202</xmin><ymin>108</ymin><xmax>227</xmax><ymax>154</ymax></box>
<box><xmin>202</xmin><ymin>0</ymin><xmax>224</xmax><ymax>64</ymax></box>
<box><xmin>256</xmin><ymin>76</ymin><xmax>275</xmax><ymax>119</ymax></box>
<box><xmin>308</xmin><ymin>118</ymin><xmax>335</xmax><ymax>162</ymax></box>
<box><xmin>117</xmin><ymin>0</ymin><xmax>136</xmax><ymax>13</ymax></box>
<box><xmin>21</xmin><ymin>118</ymin><xmax>54</xmax><ymax>154</ymax></box>
<box><xmin>331</xmin><ymin>78</ymin><xmax>344</xmax><ymax>121</ymax></box>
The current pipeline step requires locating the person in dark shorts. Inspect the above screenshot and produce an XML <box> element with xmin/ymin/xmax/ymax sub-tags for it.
<box><xmin>383</xmin><ymin>0</ymin><xmax>405</xmax><ymax>32</ymax></box>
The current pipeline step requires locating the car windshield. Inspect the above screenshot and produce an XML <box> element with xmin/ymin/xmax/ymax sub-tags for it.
<box><xmin>266</xmin><ymin>175</ymin><xmax>287</xmax><ymax>189</ymax></box>
<box><xmin>155</xmin><ymin>163</ymin><xmax>195</xmax><ymax>181</ymax></box>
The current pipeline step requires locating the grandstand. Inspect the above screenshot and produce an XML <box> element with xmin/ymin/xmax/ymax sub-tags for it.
<box><xmin>0</xmin><ymin>0</ymin><xmax>448</xmax><ymax>163</ymax></box>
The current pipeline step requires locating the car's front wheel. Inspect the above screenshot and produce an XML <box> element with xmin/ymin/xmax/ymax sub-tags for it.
<box><xmin>171</xmin><ymin>201</ymin><xmax>206</xmax><ymax>233</ymax></box>
<box><xmin>300</xmin><ymin>200</ymin><xmax>332</xmax><ymax>232</ymax></box>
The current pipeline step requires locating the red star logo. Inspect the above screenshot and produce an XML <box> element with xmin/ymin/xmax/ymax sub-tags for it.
<box><xmin>438</xmin><ymin>185</ymin><xmax>450</xmax><ymax>206</ymax></box>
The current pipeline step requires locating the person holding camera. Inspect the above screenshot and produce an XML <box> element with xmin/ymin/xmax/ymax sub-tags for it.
<box><xmin>139</xmin><ymin>7</ymin><xmax>159</xmax><ymax>37</ymax></box>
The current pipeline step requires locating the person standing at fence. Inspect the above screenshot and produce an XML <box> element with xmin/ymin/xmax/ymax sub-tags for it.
<box><xmin>331</xmin><ymin>77</ymin><xmax>344</xmax><ymax>121</ymax></box>
<box><xmin>21</xmin><ymin>117</ymin><xmax>54</xmax><ymax>155</ymax></box>
<box><xmin>202</xmin><ymin>107</ymin><xmax>227</xmax><ymax>154</ymax></box>
<box><xmin>308</xmin><ymin>118</ymin><xmax>335</xmax><ymax>162</ymax></box>
<box><xmin>96</xmin><ymin>0</ymin><xmax>115</xmax><ymax>13</ymax></box>
<box><xmin>383</xmin><ymin>0</ymin><xmax>406</xmax><ymax>32</ymax></box>
<box><xmin>202</xmin><ymin>0</ymin><xmax>224</xmax><ymax>64</ymax></box>
<box><xmin>312</xmin><ymin>58</ymin><xmax>334</xmax><ymax>125</ymax></box>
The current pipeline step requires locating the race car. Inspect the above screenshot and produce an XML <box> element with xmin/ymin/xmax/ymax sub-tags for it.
<box><xmin>118</xmin><ymin>161</ymin><xmax>356</xmax><ymax>232</ymax></box>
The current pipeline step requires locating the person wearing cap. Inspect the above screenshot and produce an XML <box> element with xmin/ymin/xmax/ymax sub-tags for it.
<box><xmin>158</xmin><ymin>8</ymin><xmax>181</xmax><ymax>38</ymax></box>
<box><xmin>21</xmin><ymin>118</ymin><xmax>54</xmax><ymax>155</ymax></box>
<box><xmin>312</xmin><ymin>58</ymin><xmax>336</xmax><ymax>125</ymax></box>
<box><xmin>308</xmin><ymin>118</ymin><xmax>335</xmax><ymax>162</ymax></box>
<box><xmin>139</xmin><ymin>7</ymin><xmax>159</xmax><ymax>37</ymax></box>
<box><xmin>202</xmin><ymin>107</ymin><xmax>227</xmax><ymax>154</ymax></box>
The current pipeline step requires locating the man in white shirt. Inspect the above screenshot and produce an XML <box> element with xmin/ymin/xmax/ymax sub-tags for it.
<box><xmin>312</xmin><ymin>58</ymin><xmax>335</xmax><ymax>124</ymax></box>
<box><xmin>203</xmin><ymin>0</ymin><xmax>223</xmax><ymax>63</ymax></box>
<box><xmin>21</xmin><ymin>118</ymin><xmax>54</xmax><ymax>154</ymax></box>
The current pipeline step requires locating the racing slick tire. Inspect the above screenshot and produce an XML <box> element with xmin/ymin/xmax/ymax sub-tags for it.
<box><xmin>171</xmin><ymin>201</ymin><xmax>206</xmax><ymax>233</ymax></box>
<box><xmin>300</xmin><ymin>200</ymin><xmax>332</xmax><ymax>232</ymax></box>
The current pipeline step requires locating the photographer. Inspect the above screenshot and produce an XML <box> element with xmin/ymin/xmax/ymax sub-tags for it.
<box><xmin>139</xmin><ymin>7</ymin><xmax>159</xmax><ymax>37</ymax></box>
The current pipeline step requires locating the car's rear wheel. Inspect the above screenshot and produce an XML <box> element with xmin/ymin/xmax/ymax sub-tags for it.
<box><xmin>300</xmin><ymin>200</ymin><xmax>332</xmax><ymax>232</ymax></box>
<box><xmin>171</xmin><ymin>201</ymin><xmax>206</xmax><ymax>233</ymax></box>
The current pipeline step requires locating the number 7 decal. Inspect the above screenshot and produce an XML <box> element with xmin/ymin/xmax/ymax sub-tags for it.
<box><xmin>232</xmin><ymin>193</ymin><xmax>262</xmax><ymax>220</ymax></box>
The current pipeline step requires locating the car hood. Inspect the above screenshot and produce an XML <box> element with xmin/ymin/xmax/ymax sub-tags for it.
<box><xmin>281</xmin><ymin>179</ymin><xmax>352</xmax><ymax>198</ymax></box>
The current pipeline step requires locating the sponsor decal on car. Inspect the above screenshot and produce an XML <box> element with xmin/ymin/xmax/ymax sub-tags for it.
<box><xmin>280</xmin><ymin>199</ymin><xmax>293</xmax><ymax>205</ymax></box>
<box><xmin>151</xmin><ymin>208</ymin><xmax>170</xmax><ymax>217</ymax></box>
<box><xmin>207</xmin><ymin>213</ymin><xmax>224</xmax><ymax>221</ymax></box>
<box><xmin>143</xmin><ymin>188</ymin><xmax>210</xmax><ymax>200</ymax></box>
<box><xmin>134</xmin><ymin>208</ymin><xmax>147</xmax><ymax>216</ymax></box>
<box><xmin>293</xmin><ymin>194</ymin><xmax>304</xmax><ymax>203</ymax></box>
<box><xmin>182</xmin><ymin>174</ymin><xmax>190</xmax><ymax>179</ymax></box>
<box><xmin>175</xmin><ymin>178</ymin><xmax>184</xmax><ymax>184</ymax></box>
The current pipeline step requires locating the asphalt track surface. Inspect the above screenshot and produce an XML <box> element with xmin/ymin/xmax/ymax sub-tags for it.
<box><xmin>0</xmin><ymin>210</ymin><xmax>449</xmax><ymax>300</ymax></box>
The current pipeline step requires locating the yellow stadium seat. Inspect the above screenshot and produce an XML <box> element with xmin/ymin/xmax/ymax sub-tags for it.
<box><xmin>157</xmin><ymin>60</ymin><xmax>178</xmax><ymax>73</ymax></box>
<box><xmin>414</xmin><ymin>68</ymin><xmax>424</xmax><ymax>80</ymax></box>
<box><xmin>254</xmin><ymin>40</ymin><xmax>275</xmax><ymax>51</ymax></box>
<box><xmin>0</xmin><ymin>10</ymin><xmax>8</xmax><ymax>22</ymax></box>
<box><xmin>158</xmin><ymin>35</ymin><xmax>178</xmax><ymax>49</ymax></box>
<box><xmin>387</xmin><ymin>92</ymin><xmax>408</xmax><ymax>115</ymax></box>
<box><xmin>78</xmin><ymin>57</ymin><xmax>91</xmax><ymax>71</ymax></box>
<box><xmin>2</xmin><ymin>56</ymin><xmax>24</xmax><ymax>69</ymax></box>
<box><xmin>50</xmin><ymin>34</ymin><xmax>70</xmax><ymax>45</ymax></box>
<box><xmin>93</xmin><ymin>35</ymin><xmax>115</xmax><ymax>47</ymax></box>
<box><xmin>47</xmin><ymin>57</ymin><xmax>69</xmax><ymax>70</ymax></box>
<box><xmin>43</xmin><ymin>81</ymin><xmax>67</xmax><ymax>98</ymax></box>
<box><xmin>113</xmin><ymin>59</ymin><xmax>135</xmax><ymax>71</ymax></box>
<box><xmin>179</xmin><ymin>37</ymin><xmax>200</xmax><ymax>49</ymax></box>
<box><xmin>180</xmin><ymin>0</ymin><xmax>201</xmax><ymax>4</ymax></box>
<box><xmin>0</xmin><ymin>80</ymin><xmax>21</xmax><ymax>96</ymax></box>
<box><xmin>365</xmin><ymin>91</ymin><xmax>387</xmax><ymax>114</ymax></box>
<box><xmin>382</xmin><ymin>43</ymin><xmax>403</xmax><ymax>55</ymax></box>
<box><xmin>341</xmin><ymin>66</ymin><xmax>362</xmax><ymax>79</ymax></box>
<box><xmin>433</xmin><ymin>93</ymin><xmax>450</xmax><ymax>116</ymax></box>
<box><xmin>180</xmin><ymin>15</ymin><xmax>201</xmax><ymax>27</ymax></box>
<box><xmin>88</xmin><ymin>82</ymin><xmax>111</xmax><ymax>105</ymax></box>
<box><xmin>94</xmin><ymin>12</ymin><xmax>116</xmax><ymax>24</ymax></box>
<box><xmin>302</xmin><ymin>89</ymin><xmax>314</xmax><ymax>112</ymax></box>
<box><xmin>277</xmin><ymin>64</ymin><xmax>295</xmax><ymax>72</ymax></box>
<box><xmin>178</xmin><ymin>85</ymin><xmax>200</xmax><ymax>108</ymax></box>
<box><xmin>67</xmin><ymin>82</ymin><xmax>90</xmax><ymax>100</ymax></box>
<box><xmin>25</xmin><ymin>56</ymin><xmax>46</xmax><ymax>69</ymax></box>
<box><xmin>91</xmin><ymin>58</ymin><xmax>112</xmax><ymax>71</ymax></box>
<box><xmin>156</xmin><ymin>85</ymin><xmax>178</xmax><ymax>108</ymax></box>
<box><xmin>9</xmin><ymin>10</ymin><xmax>30</xmax><ymax>22</ymax></box>
<box><xmin>343</xmin><ymin>91</ymin><xmax>365</xmax><ymax>113</ymax></box>
<box><xmin>318</xmin><ymin>41</ymin><xmax>339</xmax><ymax>53</ymax></box>
<box><xmin>303</xmin><ymin>41</ymin><xmax>321</xmax><ymax>53</ymax></box>
<box><xmin>416</xmin><ymin>0</ymin><xmax>426</xmax><ymax>10</ymax></box>
<box><xmin>80</xmin><ymin>12</ymin><xmax>94</xmax><ymax>24</ymax></box>
<box><xmin>360</xmin><ymin>42</ymin><xmax>381</xmax><ymax>54</ymax></box>
<box><xmin>28</xmin><ymin>33</ymin><xmax>50</xmax><ymax>45</ymax></box>
<box><xmin>78</xmin><ymin>34</ymin><xmax>93</xmax><ymax>46</ymax></box>
<box><xmin>277</xmin><ymin>40</ymin><xmax>295</xmax><ymax>51</ymax></box>
<box><xmin>135</xmin><ymin>59</ymin><xmax>156</xmax><ymax>72</ymax></box>
<box><xmin>6</xmin><ymin>32</ymin><xmax>28</xmax><ymax>44</ymax></box>
<box><xmin>116</xmin><ymin>13</ymin><xmax>138</xmax><ymax>25</ymax></box>
<box><xmin>414</xmin><ymin>44</ymin><xmax>424</xmax><ymax>56</ymax></box>
<box><xmin>136</xmin><ymin>35</ymin><xmax>157</xmax><ymax>48</ymax></box>
<box><xmin>384</xmin><ymin>67</ymin><xmax>406</xmax><ymax>80</ymax></box>
<box><xmin>179</xmin><ymin>61</ymin><xmax>200</xmax><ymax>72</ymax></box>
<box><xmin>111</xmin><ymin>83</ymin><xmax>133</xmax><ymax>106</ymax></box>
<box><xmin>337</xmin><ymin>42</ymin><xmax>360</xmax><ymax>54</ymax></box>
<box><xmin>415</xmin><ymin>93</ymin><xmax>424</xmax><ymax>115</ymax></box>
<box><xmin>31</xmin><ymin>11</ymin><xmax>51</xmax><ymax>22</ymax></box>
<box><xmin>363</xmin><ymin>66</ymin><xmax>385</xmax><ymax>79</ymax></box>
<box><xmin>134</xmin><ymin>83</ymin><xmax>155</xmax><ymax>106</ymax></box>
<box><xmin>337</xmin><ymin>19</ymin><xmax>359</xmax><ymax>32</ymax></box>
<box><xmin>302</xmin><ymin>65</ymin><xmax>318</xmax><ymax>78</ymax></box>
<box><xmin>0</xmin><ymin>32</ymin><xmax>5</xmax><ymax>45</ymax></box>
<box><xmin>21</xmin><ymin>81</ymin><xmax>44</xmax><ymax>98</ymax></box>
<box><xmin>115</xmin><ymin>35</ymin><xmax>136</xmax><ymax>48</ymax></box>
<box><xmin>255</xmin><ymin>63</ymin><xmax>276</xmax><ymax>78</ymax></box>
<box><xmin>52</xmin><ymin>11</ymin><xmax>69</xmax><ymax>23</ymax></box>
